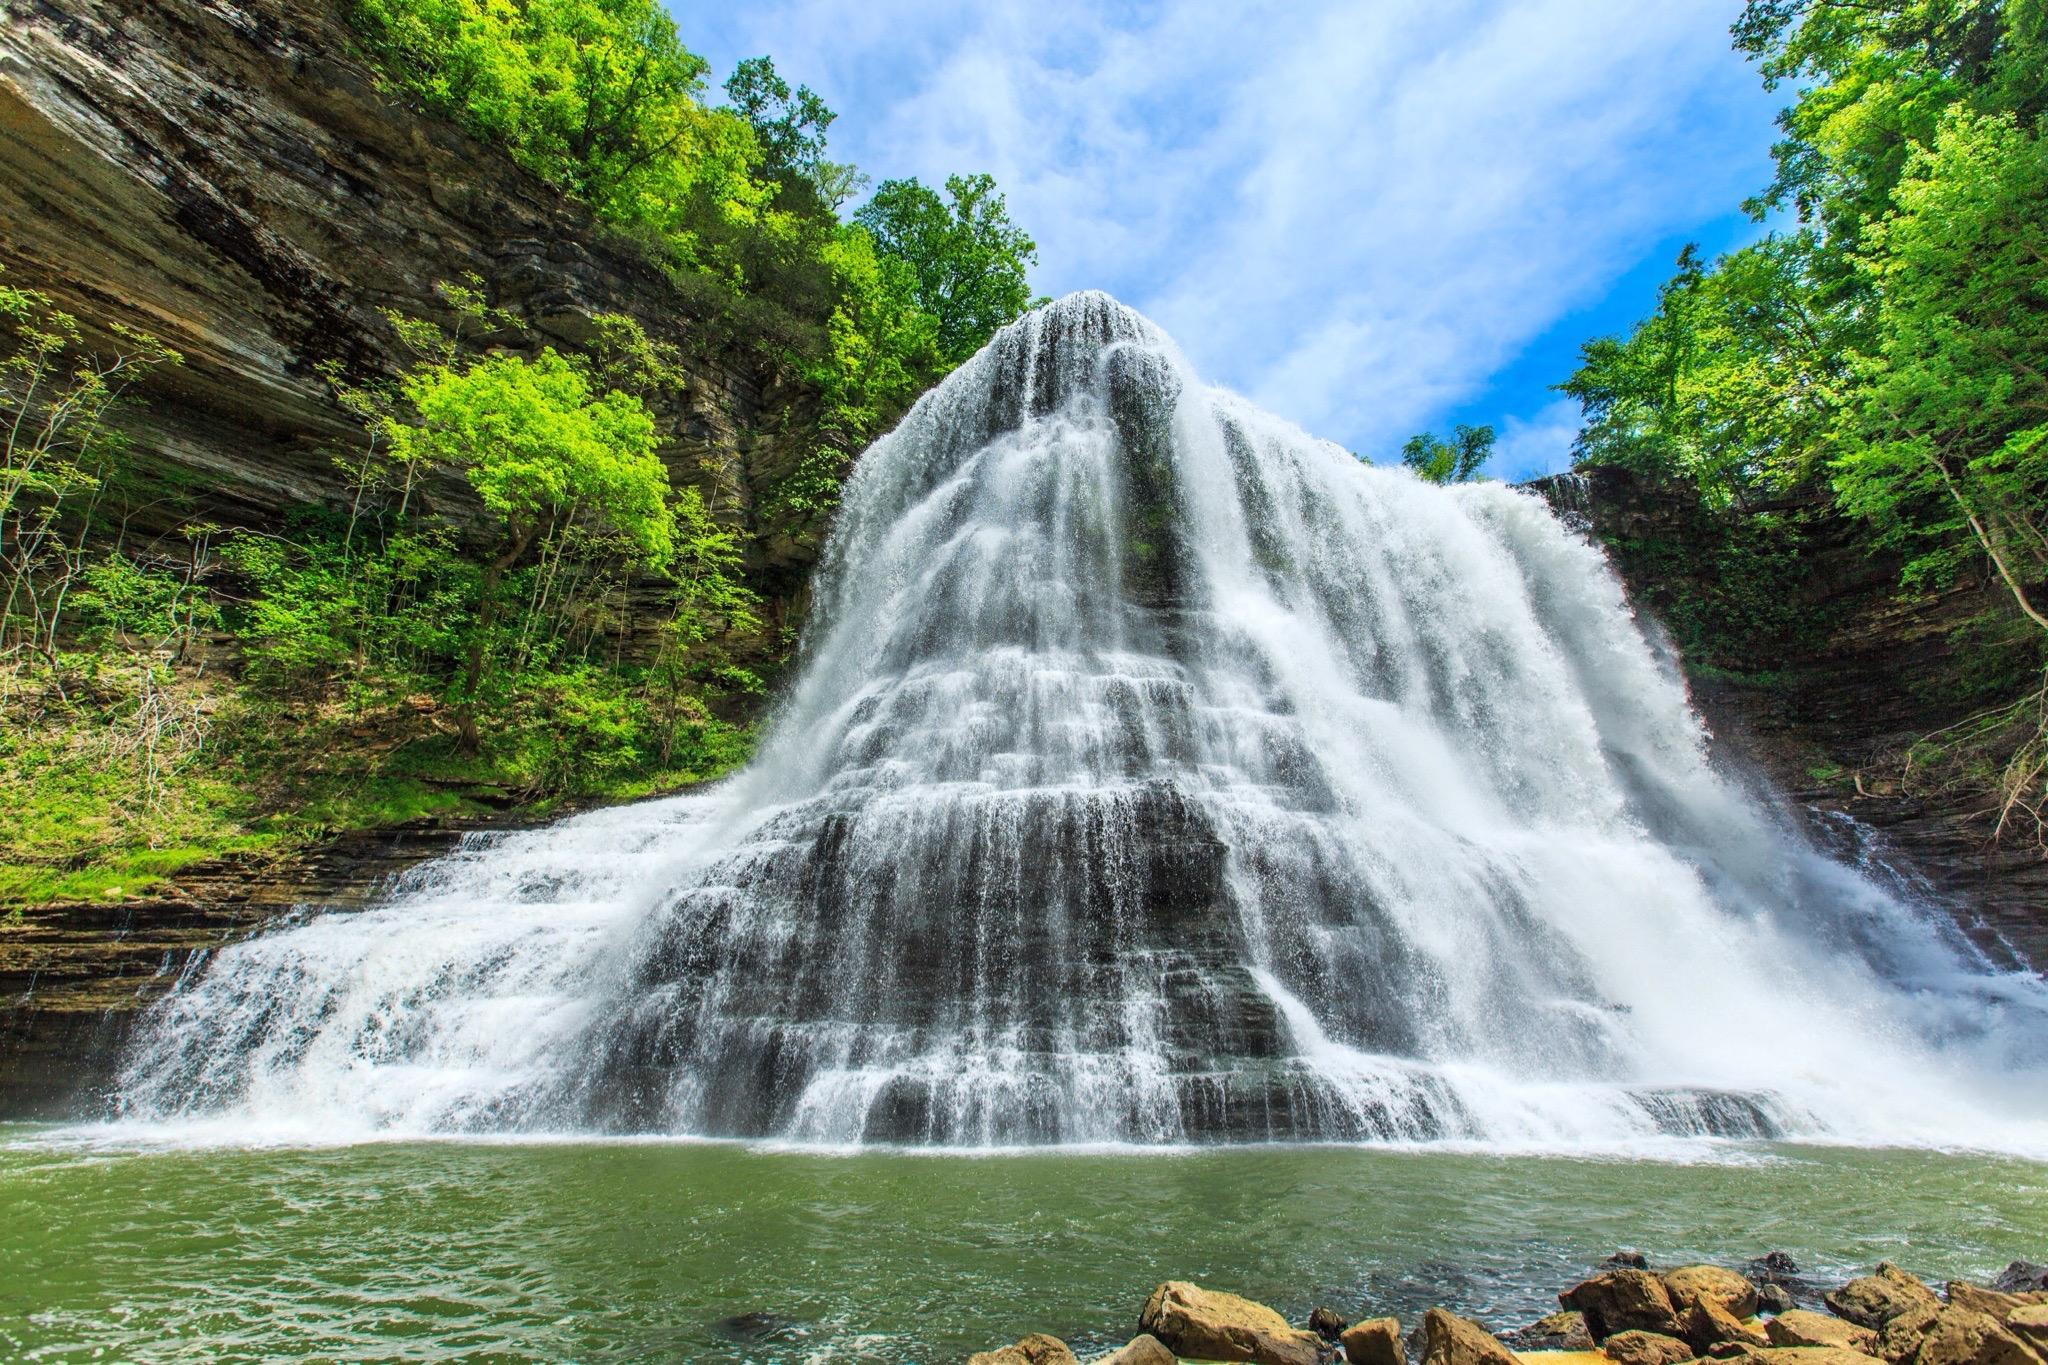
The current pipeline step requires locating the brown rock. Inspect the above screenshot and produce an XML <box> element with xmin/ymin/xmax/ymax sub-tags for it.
<box><xmin>1139</xmin><ymin>1282</ymin><xmax>1322</xmax><ymax>1365</ymax></box>
<box><xmin>1666</xmin><ymin>1268</ymin><xmax>1762</xmax><ymax>1320</ymax></box>
<box><xmin>1878</xmin><ymin>1303</ymin><xmax>1943</xmax><ymax>1365</ymax></box>
<box><xmin>1741</xmin><ymin>1349</ymin><xmax>1888</xmax><ymax>1365</ymax></box>
<box><xmin>1308</xmin><ymin>1307</ymin><xmax>1349</xmax><ymax>1342</ymax></box>
<box><xmin>1950</xmin><ymin>1285</ymin><xmax>2048</xmax><ymax>1324</ymax></box>
<box><xmin>1768</xmin><ymin>1310</ymin><xmax>1881</xmax><ymax>1356</ymax></box>
<box><xmin>1509</xmin><ymin>1311</ymin><xmax>1596</xmax><ymax>1352</ymax></box>
<box><xmin>1089</xmin><ymin>1336</ymin><xmax>1177</xmax><ymax>1365</ymax></box>
<box><xmin>1827</xmin><ymin>1266</ymin><xmax>1942</xmax><ymax>1332</ymax></box>
<box><xmin>968</xmin><ymin>1335</ymin><xmax>1080</xmax><ymax>1365</ymax></box>
<box><xmin>1603</xmin><ymin>1330</ymin><xmax>1695</xmax><ymax>1365</ymax></box>
<box><xmin>1908</xmin><ymin>1306</ymin><xmax>2046</xmax><ymax>1365</ymax></box>
<box><xmin>1344</xmin><ymin>1316</ymin><xmax>1405</xmax><ymax>1365</ymax></box>
<box><xmin>2010</xmin><ymin>1306</ymin><xmax>2048</xmax><ymax>1354</ymax></box>
<box><xmin>1564</xmin><ymin>1271</ymin><xmax>1685</xmax><ymax>1341</ymax></box>
<box><xmin>1422</xmin><ymin>1307</ymin><xmax>1521</xmax><ymax>1365</ymax></box>
<box><xmin>1685</xmin><ymin>1299</ymin><xmax>1769</xmax><ymax>1354</ymax></box>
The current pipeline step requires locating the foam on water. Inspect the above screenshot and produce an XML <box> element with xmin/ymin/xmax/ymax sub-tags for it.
<box><xmin>111</xmin><ymin>293</ymin><xmax>2048</xmax><ymax>1151</ymax></box>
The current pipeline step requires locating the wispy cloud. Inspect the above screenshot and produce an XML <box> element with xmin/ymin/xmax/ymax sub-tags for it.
<box><xmin>685</xmin><ymin>0</ymin><xmax>1776</xmax><ymax>467</ymax></box>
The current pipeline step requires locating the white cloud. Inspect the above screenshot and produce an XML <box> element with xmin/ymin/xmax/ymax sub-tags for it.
<box><xmin>683</xmin><ymin>0</ymin><xmax>1774</xmax><ymax>459</ymax></box>
<box><xmin>1488</xmin><ymin>398</ymin><xmax>1584</xmax><ymax>482</ymax></box>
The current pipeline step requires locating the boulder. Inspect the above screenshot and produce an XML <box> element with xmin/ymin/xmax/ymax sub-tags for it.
<box><xmin>2010</xmin><ymin>1306</ymin><xmax>2048</xmax><ymax>1354</ymax></box>
<box><xmin>1827</xmin><ymin>1267</ymin><xmax>1943</xmax><ymax>1332</ymax></box>
<box><xmin>968</xmin><ymin>1334</ymin><xmax>1080</xmax><ymax>1365</ymax></box>
<box><xmin>1759</xmin><ymin>1287</ymin><xmax>1798</xmax><ymax>1316</ymax></box>
<box><xmin>1343</xmin><ymin>1316</ymin><xmax>1405</xmax><ymax>1365</ymax></box>
<box><xmin>1685</xmin><ymin>1299</ymin><xmax>1768</xmax><ymax>1354</ymax></box>
<box><xmin>1508</xmin><ymin>1311</ymin><xmax>1597</xmax><ymax>1352</ymax></box>
<box><xmin>1422</xmin><ymin>1308</ymin><xmax>1521</xmax><ymax>1365</ymax></box>
<box><xmin>1667</xmin><ymin>1268</ymin><xmax>1762</xmax><ymax>1320</ymax></box>
<box><xmin>1878</xmin><ymin>1304</ymin><xmax>1944</xmax><ymax>1365</ymax></box>
<box><xmin>1739</xmin><ymin>1348</ymin><xmax>1887</xmax><ymax>1365</ymax></box>
<box><xmin>1564</xmin><ymin>1270</ymin><xmax>1685</xmax><ymax>1341</ymax></box>
<box><xmin>1603</xmin><ymin>1331</ymin><xmax>1695</xmax><ymax>1365</ymax></box>
<box><xmin>1139</xmin><ymin>1282</ymin><xmax>1322</xmax><ymax>1365</ymax></box>
<box><xmin>1089</xmin><ymin>1336</ymin><xmax>1177</xmax><ymax>1365</ymax></box>
<box><xmin>1950</xmin><ymin>1284</ymin><xmax>2048</xmax><ymax>1323</ymax></box>
<box><xmin>1768</xmin><ymin>1311</ymin><xmax>1880</xmax><ymax>1356</ymax></box>
<box><xmin>1308</xmin><ymin>1307</ymin><xmax>1348</xmax><ymax>1342</ymax></box>
<box><xmin>1993</xmin><ymin>1268</ymin><xmax>2048</xmax><ymax>1298</ymax></box>
<box><xmin>1909</xmin><ymin>1306</ymin><xmax>2046</xmax><ymax>1365</ymax></box>
<box><xmin>1610</xmin><ymin>1253</ymin><xmax>1654</xmax><ymax>1271</ymax></box>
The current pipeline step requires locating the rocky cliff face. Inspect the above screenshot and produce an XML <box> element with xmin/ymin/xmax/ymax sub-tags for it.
<box><xmin>1542</xmin><ymin>467</ymin><xmax>2047</xmax><ymax>975</ymax></box>
<box><xmin>0</xmin><ymin>0</ymin><xmax>852</xmax><ymax>1116</ymax></box>
<box><xmin>0</xmin><ymin>0</ymin><xmax>829</xmax><ymax>593</ymax></box>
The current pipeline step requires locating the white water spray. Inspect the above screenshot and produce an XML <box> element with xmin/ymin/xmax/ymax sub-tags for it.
<box><xmin>115</xmin><ymin>293</ymin><xmax>2048</xmax><ymax>1149</ymax></box>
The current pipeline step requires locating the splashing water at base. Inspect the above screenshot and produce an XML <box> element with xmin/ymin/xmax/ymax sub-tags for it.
<box><xmin>113</xmin><ymin>292</ymin><xmax>2048</xmax><ymax>1150</ymax></box>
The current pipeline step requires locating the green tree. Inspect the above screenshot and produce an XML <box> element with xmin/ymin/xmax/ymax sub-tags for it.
<box><xmin>387</xmin><ymin>348</ymin><xmax>671</xmax><ymax>745</ymax></box>
<box><xmin>855</xmin><ymin>173</ymin><xmax>1038</xmax><ymax>365</ymax></box>
<box><xmin>1400</xmin><ymin>424</ymin><xmax>1495</xmax><ymax>484</ymax></box>
<box><xmin>722</xmin><ymin>55</ymin><xmax>867</xmax><ymax>212</ymax></box>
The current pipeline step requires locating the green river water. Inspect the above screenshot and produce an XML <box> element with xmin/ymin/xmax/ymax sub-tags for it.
<box><xmin>1</xmin><ymin>1131</ymin><xmax>2044</xmax><ymax>1363</ymax></box>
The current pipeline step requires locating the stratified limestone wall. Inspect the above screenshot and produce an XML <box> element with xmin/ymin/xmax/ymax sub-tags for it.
<box><xmin>1538</xmin><ymin>466</ymin><xmax>2048</xmax><ymax>973</ymax></box>
<box><xmin>0</xmin><ymin>0</ymin><xmax>829</xmax><ymax>594</ymax></box>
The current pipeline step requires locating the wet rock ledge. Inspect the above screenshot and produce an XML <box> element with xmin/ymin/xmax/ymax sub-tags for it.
<box><xmin>965</xmin><ymin>1254</ymin><xmax>2048</xmax><ymax>1365</ymax></box>
<box><xmin>0</xmin><ymin>816</ymin><xmax>489</xmax><ymax>1118</ymax></box>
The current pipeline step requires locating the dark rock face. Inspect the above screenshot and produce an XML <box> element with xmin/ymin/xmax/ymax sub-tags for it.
<box><xmin>0</xmin><ymin>820</ymin><xmax>475</xmax><ymax>1116</ymax></box>
<box><xmin>0</xmin><ymin>0</ymin><xmax>825</xmax><ymax>592</ymax></box>
<box><xmin>1535</xmin><ymin>467</ymin><xmax>2047</xmax><ymax>973</ymax></box>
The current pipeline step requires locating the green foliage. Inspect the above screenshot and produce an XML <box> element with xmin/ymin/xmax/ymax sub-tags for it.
<box><xmin>722</xmin><ymin>55</ymin><xmax>866</xmax><ymax>212</ymax></box>
<box><xmin>855</xmin><ymin>174</ymin><xmax>1039</xmax><ymax>366</ymax></box>
<box><xmin>395</xmin><ymin>348</ymin><xmax>672</xmax><ymax>568</ymax></box>
<box><xmin>1</xmin><ymin>267</ymin><xmax>181</xmax><ymax>674</ymax></box>
<box><xmin>1565</xmin><ymin>0</ymin><xmax>2048</xmax><ymax>835</ymax></box>
<box><xmin>348</xmin><ymin>0</ymin><xmax>1038</xmax><ymax>518</ymax></box>
<box><xmin>1563</xmin><ymin>237</ymin><xmax>1851</xmax><ymax>506</ymax></box>
<box><xmin>1400</xmin><ymin>424</ymin><xmax>1495</xmax><ymax>484</ymax></box>
<box><xmin>1835</xmin><ymin>107</ymin><xmax>2048</xmax><ymax>600</ymax></box>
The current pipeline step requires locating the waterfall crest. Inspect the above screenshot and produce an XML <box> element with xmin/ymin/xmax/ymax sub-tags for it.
<box><xmin>115</xmin><ymin>292</ymin><xmax>2048</xmax><ymax>1148</ymax></box>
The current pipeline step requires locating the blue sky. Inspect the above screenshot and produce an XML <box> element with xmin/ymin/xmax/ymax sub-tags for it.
<box><xmin>681</xmin><ymin>1</ymin><xmax>1784</xmax><ymax>480</ymax></box>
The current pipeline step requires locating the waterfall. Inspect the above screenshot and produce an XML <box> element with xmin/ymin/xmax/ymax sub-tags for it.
<box><xmin>114</xmin><ymin>292</ymin><xmax>2048</xmax><ymax>1149</ymax></box>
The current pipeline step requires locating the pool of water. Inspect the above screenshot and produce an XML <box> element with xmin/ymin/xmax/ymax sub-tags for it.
<box><xmin>2</xmin><ymin>1130</ymin><xmax>2044</xmax><ymax>1362</ymax></box>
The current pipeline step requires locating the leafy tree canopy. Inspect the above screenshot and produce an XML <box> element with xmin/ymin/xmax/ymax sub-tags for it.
<box><xmin>855</xmin><ymin>173</ymin><xmax>1039</xmax><ymax>367</ymax></box>
<box><xmin>1401</xmin><ymin>424</ymin><xmax>1495</xmax><ymax>484</ymax></box>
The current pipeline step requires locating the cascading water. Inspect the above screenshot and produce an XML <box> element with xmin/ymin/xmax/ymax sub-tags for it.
<box><xmin>115</xmin><ymin>293</ymin><xmax>2048</xmax><ymax>1149</ymax></box>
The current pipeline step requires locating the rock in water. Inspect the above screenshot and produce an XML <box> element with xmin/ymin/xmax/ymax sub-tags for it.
<box><xmin>1509</xmin><ymin>1311</ymin><xmax>1596</xmax><ymax>1352</ymax></box>
<box><xmin>1139</xmin><ymin>1282</ymin><xmax>1322</xmax><ymax>1365</ymax></box>
<box><xmin>1826</xmin><ymin>1267</ymin><xmax>1943</xmax><ymax>1332</ymax></box>
<box><xmin>1768</xmin><ymin>1311</ymin><xmax>1881</xmax><ymax>1356</ymax></box>
<box><xmin>1089</xmin><ymin>1337</ymin><xmax>1177</xmax><ymax>1365</ymax></box>
<box><xmin>1422</xmin><ymin>1308</ymin><xmax>1521</xmax><ymax>1365</ymax></box>
<box><xmin>969</xmin><ymin>1334</ymin><xmax>1080</xmax><ymax>1365</ymax></box>
<box><xmin>1603</xmin><ymin>1331</ymin><xmax>1696</xmax><ymax>1365</ymax></box>
<box><xmin>1684</xmin><ymin>1299</ymin><xmax>1769</xmax><ymax>1355</ymax></box>
<box><xmin>1665</xmin><ymin>1268</ymin><xmax>1762</xmax><ymax>1320</ymax></box>
<box><xmin>1759</xmin><ymin>1288</ymin><xmax>1798</xmax><ymax>1316</ymax></box>
<box><xmin>1564</xmin><ymin>1271</ymin><xmax>1685</xmax><ymax>1341</ymax></box>
<box><xmin>1309</xmin><ymin>1307</ymin><xmax>1349</xmax><ymax>1342</ymax></box>
<box><xmin>1993</xmin><ymin>1267</ymin><xmax>2048</xmax><ymax>1297</ymax></box>
<box><xmin>1344</xmin><ymin>1316</ymin><xmax>1406</xmax><ymax>1365</ymax></box>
